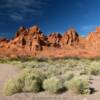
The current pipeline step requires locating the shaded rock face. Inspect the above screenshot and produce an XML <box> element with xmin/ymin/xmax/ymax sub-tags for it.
<box><xmin>61</xmin><ymin>28</ymin><xmax>79</xmax><ymax>47</ymax></box>
<box><xmin>48</xmin><ymin>33</ymin><xmax>62</xmax><ymax>47</ymax></box>
<box><xmin>0</xmin><ymin>37</ymin><xmax>9</xmax><ymax>48</ymax></box>
<box><xmin>15</xmin><ymin>26</ymin><xmax>27</xmax><ymax>37</ymax></box>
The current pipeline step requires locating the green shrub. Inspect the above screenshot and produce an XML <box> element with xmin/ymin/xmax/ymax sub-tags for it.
<box><xmin>84</xmin><ymin>61</ymin><xmax>100</xmax><ymax>75</ymax></box>
<box><xmin>61</xmin><ymin>71</ymin><xmax>74</xmax><ymax>82</ymax></box>
<box><xmin>43</xmin><ymin>77</ymin><xmax>64</xmax><ymax>93</ymax></box>
<box><xmin>90</xmin><ymin>61</ymin><xmax>100</xmax><ymax>75</ymax></box>
<box><xmin>3</xmin><ymin>68</ymin><xmax>46</xmax><ymax>95</ymax></box>
<box><xmin>64</xmin><ymin>76</ymin><xmax>90</xmax><ymax>94</ymax></box>
<box><xmin>45</xmin><ymin>66</ymin><xmax>61</xmax><ymax>78</ymax></box>
<box><xmin>20</xmin><ymin>68</ymin><xmax>46</xmax><ymax>92</ymax></box>
<box><xmin>23</xmin><ymin>73</ymin><xmax>43</xmax><ymax>92</ymax></box>
<box><xmin>21</xmin><ymin>68</ymin><xmax>46</xmax><ymax>81</ymax></box>
<box><xmin>3</xmin><ymin>78</ymin><xmax>24</xmax><ymax>96</ymax></box>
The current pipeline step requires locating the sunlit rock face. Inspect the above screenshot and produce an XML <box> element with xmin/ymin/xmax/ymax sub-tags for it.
<box><xmin>61</xmin><ymin>28</ymin><xmax>79</xmax><ymax>47</ymax></box>
<box><xmin>1</xmin><ymin>26</ymin><xmax>100</xmax><ymax>58</ymax></box>
<box><xmin>86</xmin><ymin>27</ymin><xmax>100</xmax><ymax>50</ymax></box>
<box><xmin>8</xmin><ymin>26</ymin><xmax>47</xmax><ymax>52</ymax></box>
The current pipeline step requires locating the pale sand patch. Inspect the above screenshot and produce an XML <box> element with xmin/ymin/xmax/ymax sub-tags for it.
<box><xmin>0</xmin><ymin>64</ymin><xmax>19</xmax><ymax>95</ymax></box>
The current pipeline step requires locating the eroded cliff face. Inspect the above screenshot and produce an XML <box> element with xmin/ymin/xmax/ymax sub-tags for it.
<box><xmin>0</xmin><ymin>25</ymin><xmax>100</xmax><ymax>58</ymax></box>
<box><xmin>0</xmin><ymin>38</ymin><xmax>9</xmax><ymax>48</ymax></box>
<box><xmin>61</xmin><ymin>28</ymin><xmax>79</xmax><ymax>47</ymax></box>
<box><xmin>8</xmin><ymin>26</ymin><xmax>47</xmax><ymax>52</ymax></box>
<box><xmin>86</xmin><ymin>27</ymin><xmax>100</xmax><ymax>49</ymax></box>
<box><xmin>48</xmin><ymin>32</ymin><xmax>62</xmax><ymax>47</ymax></box>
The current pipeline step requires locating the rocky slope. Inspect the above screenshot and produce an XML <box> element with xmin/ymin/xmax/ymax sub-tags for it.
<box><xmin>0</xmin><ymin>25</ymin><xmax>100</xmax><ymax>58</ymax></box>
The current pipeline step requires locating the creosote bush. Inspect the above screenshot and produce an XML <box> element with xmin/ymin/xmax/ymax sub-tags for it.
<box><xmin>84</xmin><ymin>61</ymin><xmax>100</xmax><ymax>75</ymax></box>
<box><xmin>43</xmin><ymin>77</ymin><xmax>64</xmax><ymax>93</ymax></box>
<box><xmin>61</xmin><ymin>71</ymin><xmax>74</xmax><ymax>81</ymax></box>
<box><xmin>64</xmin><ymin>76</ymin><xmax>90</xmax><ymax>94</ymax></box>
<box><xmin>3</xmin><ymin>68</ymin><xmax>46</xmax><ymax>95</ymax></box>
<box><xmin>3</xmin><ymin>78</ymin><xmax>24</xmax><ymax>96</ymax></box>
<box><xmin>23</xmin><ymin>72</ymin><xmax>44</xmax><ymax>92</ymax></box>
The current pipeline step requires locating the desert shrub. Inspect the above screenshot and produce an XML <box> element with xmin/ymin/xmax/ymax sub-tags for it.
<box><xmin>21</xmin><ymin>68</ymin><xmax>46</xmax><ymax>80</ymax></box>
<box><xmin>8</xmin><ymin>61</ymin><xmax>21</xmax><ymax>65</ymax></box>
<box><xmin>43</xmin><ymin>77</ymin><xmax>64</xmax><ymax>93</ymax></box>
<box><xmin>4</xmin><ymin>68</ymin><xmax>46</xmax><ymax>95</ymax></box>
<box><xmin>20</xmin><ymin>68</ymin><xmax>46</xmax><ymax>92</ymax></box>
<box><xmin>23</xmin><ymin>72</ymin><xmax>44</xmax><ymax>92</ymax></box>
<box><xmin>84</xmin><ymin>61</ymin><xmax>100</xmax><ymax>75</ymax></box>
<box><xmin>60</xmin><ymin>71</ymin><xmax>74</xmax><ymax>82</ymax></box>
<box><xmin>45</xmin><ymin>65</ymin><xmax>62</xmax><ymax>78</ymax></box>
<box><xmin>64</xmin><ymin>76</ymin><xmax>90</xmax><ymax>94</ymax></box>
<box><xmin>3</xmin><ymin>78</ymin><xmax>24</xmax><ymax>96</ymax></box>
<box><xmin>0</xmin><ymin>57</ymin><xmax>11</xmax><ymax>63</ymax></box>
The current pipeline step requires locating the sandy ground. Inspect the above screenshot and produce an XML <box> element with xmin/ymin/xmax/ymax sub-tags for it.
<box><xmin>0</xmin><ymin>64</ymin><xmax>100</xmax><ymax>100</ymax></box>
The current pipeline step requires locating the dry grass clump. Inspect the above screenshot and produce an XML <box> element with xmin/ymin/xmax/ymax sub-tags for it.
<box><xmin>60</xmin><ymin>71</ymin><xmax>74</xmax><ymax>82</ymax></box>
<box><xmin>64</xmin><ymin>75</ymin><xmax>90</xmax><ymax>94</ymax></box>
<box><xmin>3</xmin><ymin>78</ymin><xmax>24</xmax><ymax>96</ymax></box>
<box><xmin>84</xmin><ymin>61</ymin><xmax>100</xmax><ymax>75</ymax></box>
<box><xmin>43</xmin><ymin>77</ymin><xmax>64</xmax><ymax>93</ymax></box>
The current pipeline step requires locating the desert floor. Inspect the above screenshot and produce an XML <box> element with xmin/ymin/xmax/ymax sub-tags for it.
<box><xmin>0</xmin><ymin>64</ymin><xmax>100</xmax><ymax>100</ymax></box>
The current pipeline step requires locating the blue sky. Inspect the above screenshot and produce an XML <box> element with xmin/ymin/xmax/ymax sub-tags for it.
<box><xmin>0</xmin><ymin>0</ymin><xmax>100</xmax><ymax>38</ymax></box>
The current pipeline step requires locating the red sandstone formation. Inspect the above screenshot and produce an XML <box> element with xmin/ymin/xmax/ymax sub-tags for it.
<box><xmin>0</xmin><ymin>37</ymin><xmax>9</xmax><ymax>48</ymax></box>
<box><xmin>48</xmin><ymin>32</ymin><xmax>62</xmax><ymax>47</ymax></box>
<box><xmin>0</xmin><ymin>25</ymin><xmax>100</xmax><ymax>58</ymax></box>
<box><xmin>61</xmin><ymin>28</ymin><xmax>79</xmax><ymax>47</ymax></box>
<box><xmin>8</xmin><ymin>26</ymin><xmax>47</xmax><ymax>52</ymax></box>
<box><xmin>86</xmin><ymin>27</ymin><xmax>100</xmax><ymax>50</ymax></box>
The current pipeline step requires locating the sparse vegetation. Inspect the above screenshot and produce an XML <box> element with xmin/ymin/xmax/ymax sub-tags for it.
<box><xmin>3</xmin><ymin>78</ymin><xmax>24</xmax><ymax>96</ymax></box>
<box><xmin>43</xmin><ymin>77</ymin><xmax>64</xmax><ymax>93</ymax></box>
<box><xmin>3</xmin><ymin>68</ymin><xmax>46</xmax><ymax>95</ymax></box>
<box><xmin>3</xmin><ymin>57</ymin><xmax>100</xmax><ymax>95</ymax></box>
<box><xmin>65</xmin><ymin>75</ymin><xmax>90</xmax><ymax>94</ymax></box>
<box><xmin>60</xmin><ymin>71</ymin><xmax>74</xmax><ymax>82</ymax></box>
<box><xmin>23</xmin><ymin>75</ymin><xmax>42</xmax><ymax>92</ymax></box>
<box><xmin>84</xmin><ymin>61</ymin><xmax>100</xmax><ymax>75</ymax></box>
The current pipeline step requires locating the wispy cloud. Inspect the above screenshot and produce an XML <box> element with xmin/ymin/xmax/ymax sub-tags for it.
<box><xmin>0</xmin><ymin>0</ymin><xmax>49</xmax><ymax>21</ymax></box>
<box><xmin>10</xmin><ymin>14</ymin><xmax>23</xmax><ymax>21</ymax></box>
<box><xmin>81</xmin><ymin>25</ymin><xmax>97</xmax><ymax>32</ymax></box>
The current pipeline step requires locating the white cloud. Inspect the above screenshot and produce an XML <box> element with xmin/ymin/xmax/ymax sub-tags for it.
<box><xmin>0</xmin><ymin>0</ymin><xmax>49</xmax><ymax>21</ymax></box>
